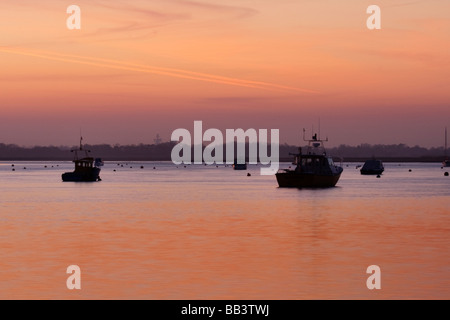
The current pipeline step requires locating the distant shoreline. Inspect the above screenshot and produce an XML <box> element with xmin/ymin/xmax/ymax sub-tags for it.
<box><xmin>331</xmin><ymin>157</ymin><xmax>445</xmax><ymax>163</ymax></box>
<box><xmin>0</xmin><ymin>157</ymin><xmax>445</xmax><ymax>163</ymax></box>
<box><xmin>1</xmin><ymin>142</ymin><xmax>447</xmax><ymax>163</ymax></box>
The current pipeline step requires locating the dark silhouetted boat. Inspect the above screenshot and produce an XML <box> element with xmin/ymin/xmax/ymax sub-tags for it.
<box><xmin>360</xmin><ymin>159</ymin><xmax>384</xmax><ymax>175</ymax></box>
<box><xmin>233</xmin><ymin>159</ymin><xmax>247</xmax><ymax>170</ymax></box>
<box><xmin>276</xmin><ymin>130</ymin><xmax>343</xmax><ymax>188</ymax></box>
<box><xmin>62</xmin><ymin>137</ymin><xmax>102</xmax><ymax>182</ymax></box>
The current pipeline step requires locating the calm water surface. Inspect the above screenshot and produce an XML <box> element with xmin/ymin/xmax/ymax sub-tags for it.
<box><xmin>0</xmin><ymin>161</ymin><xmax>449</xmax><ymax>299</ymax></box>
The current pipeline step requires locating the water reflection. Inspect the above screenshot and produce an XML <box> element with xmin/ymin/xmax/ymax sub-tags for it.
<box><xmin>0</xmin><ymin>162</ymin><xmax>448</xmax><ymax>299</ymax></box>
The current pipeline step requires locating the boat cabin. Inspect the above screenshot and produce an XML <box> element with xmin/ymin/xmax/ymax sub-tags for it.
<box><xmin>74</xmin><ymin>157</ymin><xmax>95</xmax><ymax>171</ymax></box>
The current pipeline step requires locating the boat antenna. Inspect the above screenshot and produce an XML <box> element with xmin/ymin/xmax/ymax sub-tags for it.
<box><xmin>79</xmin><ymin>127</ymin><xmax>83</xmax><ymax>151</ymax></box>
<box><xmin>318</xmin><ymin>117</ymin><xmax>321</xmax><ymax>141</ymax></box>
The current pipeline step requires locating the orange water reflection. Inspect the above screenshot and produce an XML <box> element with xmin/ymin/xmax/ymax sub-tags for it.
<box><xmin>1</xmin><ymin>193</ymin><xmax>449</xmax><ymax>299</ymax></box>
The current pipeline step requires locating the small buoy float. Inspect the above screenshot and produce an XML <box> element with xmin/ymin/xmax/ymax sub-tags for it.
<box><xmin>247</xmin><ymin>173</ymin><xmax>251</xmax><ymax>177</ymax></box>
<box><xmin>12</xmin><ymin>168</ymin><xmax>15</xmax><ymax>171</ymax></box>
<box><xmin>113</xmin><ymin>169</ymin><xmax>116</xmax><ymax>172</ymax></box>
<box><xmin>445</xmin><ymin>172</ymin><xmax>449</xmax><ymax>176</ymax></box>
<box><xmin>153</xmin><ymin>167</ymin><xmax>156</xmax><ymax>170</ymax></box>
<box><xmin>23</xmin><ymin>167</ymin><xmax>26</xmax><ymax>170</ymax></box>
<box><xmin>44</xmin><ymin>165</ymin><xmax>47</xmax><ymax>168</ymax></box>
<box><xmin>140</xmin><ymin>166</ymin><xmax>144</xmax><ymax>169</ymax></box>
<box><xmin>376</xmin><ymin>174</ymin><xmax>381</xmax><ymax>178</ymax></box>
<box><xmin>409</xmin><ymin>169</ymin><xmax>412</xmax><ymax>172</ymax></box>
<box><xmin>11</xmin><ymin>164</ymin><xmax>14</xmax><ymax>167</ymax></box>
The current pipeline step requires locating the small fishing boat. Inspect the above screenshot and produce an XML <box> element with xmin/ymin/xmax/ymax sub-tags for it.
<box><xmin>276</xmin><ymin>130</ymin><xmax>343</xmax><ymax>188</ymax></box>
<box><xmin>233</xmin><ymin>159</ymin><xmax>247</xmax><ymax>170</ymax></box>
<box><xmin>360</xmin><ymin>159</ymin><xmax>384</xmax><ymax>175</ymax></box>
<box><xmin>62</xmin><ymin>137</ymin><xmax>102</xmax><ymax>182</ymax></box>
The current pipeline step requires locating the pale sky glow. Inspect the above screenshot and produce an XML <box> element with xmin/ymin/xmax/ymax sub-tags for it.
<box><xmin>0</xmin><ymin>0</ymin><xmax>449</xmax><ymax>147</ymax></box>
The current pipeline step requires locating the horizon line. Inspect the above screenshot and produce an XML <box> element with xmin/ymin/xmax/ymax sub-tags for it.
<box><xmin>0</xmin><ymin>141</ymin><xmax>446</xmax><ymax>150</ymax></box>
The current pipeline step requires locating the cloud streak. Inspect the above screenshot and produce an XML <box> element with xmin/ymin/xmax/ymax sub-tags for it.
<box><xmin>0</xmin><ymin>47</ymin><xmax>319</xmax><ymax>94</ymax></box>
<box><xmin>171</xmin><ymin>0</ymin><xmax>258</xmax><ymax>19</ymax></box>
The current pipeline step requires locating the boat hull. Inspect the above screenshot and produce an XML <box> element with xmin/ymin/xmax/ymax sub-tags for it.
<box><xmin>360</xmin><ymin>160</ymin><xmax>384</xmax><ymax>175</ymax></box>
<box><xmin>276</xmin><ymin>171</ymin><xmax>341</xmax><ymax>188</ymax></box>
<box><xmin>62</xmin><ymin>168</ymin><xmax>101</xmax><ymax>182</ymax></box>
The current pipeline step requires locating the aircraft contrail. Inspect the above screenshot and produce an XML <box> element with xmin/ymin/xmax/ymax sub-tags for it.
<box><xmin>0</xmin><ymin>47</ymin><xmax>320</xmax><ymax>94</ymax></box>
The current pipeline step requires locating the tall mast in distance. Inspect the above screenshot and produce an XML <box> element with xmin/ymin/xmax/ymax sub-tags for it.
<box><xmin>445</xmin><ymin>127</ymin><xmax>448</xmax><ymax>158</ymax></box>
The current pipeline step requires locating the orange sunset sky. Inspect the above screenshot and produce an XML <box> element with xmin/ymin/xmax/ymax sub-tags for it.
<box><xmin>0</xmin><ymin>0</ymin><xmax>449</xmax><ymax>147</ymax></box>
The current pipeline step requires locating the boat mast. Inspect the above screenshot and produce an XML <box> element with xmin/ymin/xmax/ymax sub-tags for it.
<box><xmin>71</xmin><ymin>135</ymin><xmax>90</xmax><ymax>160</ymax></box>
<box><xmin>318</xmin><ymin>117</ymin><xmax>321</xmax><ymax>141</ymax></box>
<box><xmin>445</xmin><ymin>127</ymin><xmax>448</xmax><ymax>158</ymax></box>
<box><xmin>303</xmin><ymin>128</ymin><xmax>328</xmax><ymax>143</ymax></box>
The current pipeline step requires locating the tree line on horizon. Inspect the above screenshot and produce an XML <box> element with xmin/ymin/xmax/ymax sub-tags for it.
<box><xmin>0</xmin><ymin>142</ymin><xmax>447</xmax><ymax>161</ymax></box>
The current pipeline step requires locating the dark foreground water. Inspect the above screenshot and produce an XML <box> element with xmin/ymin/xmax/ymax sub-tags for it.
<box><xmin>0</xmin><ymin>161</ymin><xmax>449</xmax><ymax>299</ymax></box>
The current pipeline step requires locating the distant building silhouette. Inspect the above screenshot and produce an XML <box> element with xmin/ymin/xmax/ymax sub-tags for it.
<box><xmin>154</xmin><ymin>134</ymin><xmax>162</xmax><ymax>145</ymax></box>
